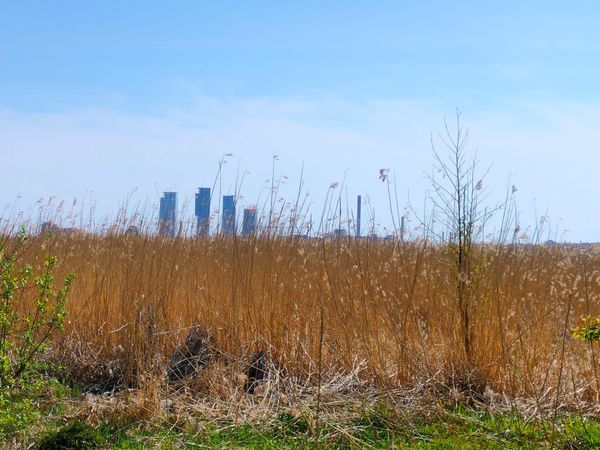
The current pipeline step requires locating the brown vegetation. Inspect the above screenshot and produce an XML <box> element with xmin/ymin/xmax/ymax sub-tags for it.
<box><xmin>16</xmin><ymin>230</ymin><xmax>599</xmax><ymax>413</ymax></box>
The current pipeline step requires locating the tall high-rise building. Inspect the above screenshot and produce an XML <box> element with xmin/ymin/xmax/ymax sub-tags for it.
<box><xmin>159</xmin><ymin>192</ymin><xmax>177</xmax><ymax>238</ymax></box>
<box><xmin>195</xmin><ymin>187</ymin><xmax>211</xmax><ymax>236</ymax></box>
<box><xmin>222</xmin><ymin>195</ymin><xmax>236</xmax><ymax>235</ymax></box>
<box><xmin>242</xmin><ymin>208</ymin><xmax>258</xmax><ymax>236</ymax></box>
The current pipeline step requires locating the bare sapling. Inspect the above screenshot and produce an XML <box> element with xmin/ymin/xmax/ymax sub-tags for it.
<box><xmin>427</xmin><ymin>111</ymin><xmax>495</xmax><ymax>372</ymax></box>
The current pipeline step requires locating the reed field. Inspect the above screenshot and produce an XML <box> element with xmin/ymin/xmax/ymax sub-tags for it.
<box><xmin>11</xmin><ymin>225</ymin><xmax>600</xmax><ymax>408</ymax></box>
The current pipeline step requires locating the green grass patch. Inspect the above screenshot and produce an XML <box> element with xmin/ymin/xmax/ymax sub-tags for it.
<box><xmin>3</xmin><ymin>380</ymin><xmax>600</xmax><ymax>449</ymax></box>
<box><xmin>38</xmin><ymin>421</ymin><xmax>103</xmax><ymax>450</ymax></box>
<box><xmin>96</xmin><ymin>409</ymin><xmax>600</xmax><ymax>449</ymax></box>
<box><xmin>0</xmin><ymin>373</ymin><xmax>74</xmax><ymax>444</ymax></box>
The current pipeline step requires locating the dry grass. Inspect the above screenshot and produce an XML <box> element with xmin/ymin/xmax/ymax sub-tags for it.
<box><xmin>7</xmin><ymin>227</ymin><xmax>596</xmax><ymax>420</ymax></box>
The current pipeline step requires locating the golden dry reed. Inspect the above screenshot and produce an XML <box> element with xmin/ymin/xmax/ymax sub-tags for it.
<box><xmin>16</xmin><ymin>226</ymin><xmax>600</xmax><ymax>407</ymax></box>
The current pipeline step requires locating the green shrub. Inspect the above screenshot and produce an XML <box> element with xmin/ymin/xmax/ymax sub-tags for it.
<box><xmin>0</xmin><ymin>227</ymin><xmax>75</xmax><ymax>387</ymax></box>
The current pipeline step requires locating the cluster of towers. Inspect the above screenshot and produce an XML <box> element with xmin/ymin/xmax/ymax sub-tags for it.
<box><xmin>158</xmin><ymin>188</ymin><xmax>257</xmax><ymax>238</ymax></box>
<box><xmin>159</xmin><ymin>189</ymin><xmax>367</xmax><ymax>239</ymax></box>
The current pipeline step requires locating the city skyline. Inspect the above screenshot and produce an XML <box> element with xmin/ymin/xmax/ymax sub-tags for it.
<box><xmin>156</xmin><ymin>188</ymin><xmax>369</xmax><ymax>238</ymax></box>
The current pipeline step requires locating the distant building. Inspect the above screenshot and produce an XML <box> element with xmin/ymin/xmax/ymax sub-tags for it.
<box><xmin>356</xmin><ymin>195</ymin><xmax>362</xmax><ymax>237</ymax></box>
<box><xmin>40</xmin><ymin>221</ymin><xmax>59</xmax><ymax>235</ymax></box>
<box><xmin>333</xmin><ymin>228</ymin><xmax>347</xmax><ymax>238</ymax></box>
<box><xmin>242</xmin><ymin>208</ymin><xmax>258</xmax><ymax>236</ymax></box>
<box><xmin>39</xmin><ymin>221</ymin><xmax>79</xmax><ymax>236</ymax></box>
<box><xmin>195</xmin><ymin>187</ymin><xmax>211</xmax><ymax>236</ymax></box>
<box><xmin>125</xmin><ymin>225</ymin><xmax>139</xmax><ymax>236</ymax></box>
<box><xmin>159</xmin><ymin>192</ymin><xmax>177</xmax><ymax>238</ymax></box>
<box><xmin>400</xmin><ymin>216</ymin><xmax>405</xmax><ymax>238</ymax></box>
<box><xmin>321</xmin><ymin>228</ymin><xmax>348</xmax><ymax>239</ymax></box>
<box><xmin>222</xmin><ymin>195</ymin><xmax>236</xmax><ymax>235</ymax></box>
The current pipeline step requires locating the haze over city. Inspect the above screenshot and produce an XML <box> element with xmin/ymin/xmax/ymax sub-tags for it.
<box><xmin>2</xmin><ymin>1</ymin><xmax>599</xmax><ymax>241</ymax></box>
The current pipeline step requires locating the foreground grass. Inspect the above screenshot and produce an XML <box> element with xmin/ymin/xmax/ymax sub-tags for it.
<box><xmin>3</xmin><ymin>376</ymin><xmax>600</xmax><ymax>449</ymax></box>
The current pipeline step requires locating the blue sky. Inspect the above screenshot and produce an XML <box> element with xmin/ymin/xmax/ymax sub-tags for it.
<box><xmin>2</xmin><ymin>1</ymin><xmax>600</xmax><ymax>240</ymax></box>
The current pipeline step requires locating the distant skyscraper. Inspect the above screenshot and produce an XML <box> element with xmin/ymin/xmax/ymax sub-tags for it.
<box><xmin>195</xmin><ymin>187</ymin><xmax>211</xmax><ymax>236</ymax></box>
<box><xmin>159</xmin><ymin>192</ymin><xmax>177</xmax><ymax>238</ymax></box>
<box><xmin>400</xmin><ymin>216</ymin><xmax>406</xmax><ymax>240</ymax></box>
<box><xmin>222</xmin><ymin>195</ymin><xmax>236</xmax><ymax>235</ymax></box>
<box><xmin>242</xmin><ymin>208</ymin><xmax>258</xmax><ymax>236</ymax></box>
